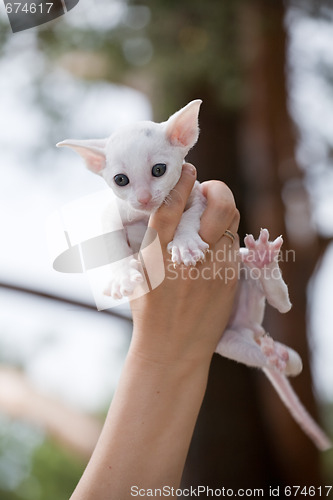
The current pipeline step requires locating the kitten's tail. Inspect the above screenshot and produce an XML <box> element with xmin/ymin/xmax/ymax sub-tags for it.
<box><xmin>263</xmin><ymin>367</ymin><xmax>332</xmax><ymax>451</ymax></box>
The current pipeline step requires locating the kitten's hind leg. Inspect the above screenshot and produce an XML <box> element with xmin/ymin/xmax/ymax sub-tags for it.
<box><xmin>218</xmin><ymin>324</ymin><xmax>331</xmax><ymax>450</ymax></box>
<box><xmin>215</xmin><ymin>326</ymin><xmax>269</xmax><ymax>369</ymax></box>
<box><xmin>260</xmin><ymin>334</ymin><xmax>302</xmax><ymax>376</ymax></box>
<box><xmin>242</xmin><ymin>228</ymin><xmax>292</xmax><ymax>313</ymax></box>
<box><xmin>215</xmin><ymin>325</ymin><xmax>302</xmax><ymax>376</ymax></box>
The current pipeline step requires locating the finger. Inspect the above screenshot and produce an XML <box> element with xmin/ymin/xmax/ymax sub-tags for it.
<box><xmin>199</xmin><ymin>180</ymin><xmax>239</xmax><ymax>245</ymax></box>
<box><xmin>149</xmin><ymin>163</ymin><xmax>197</xmax><ymax>247</ymax></box>
<box><xmin>220</xmin><ymin>212</ymin><xmax>240</xmax><ymax>248</ymax></box>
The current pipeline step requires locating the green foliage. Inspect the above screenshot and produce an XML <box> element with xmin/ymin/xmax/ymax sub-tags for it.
<box><xmin>31</xmin><ymin>0</ymin><xmax>246</xmax><ymax>117</ymax></box>
<box><xmin>0</xmin><ymin>429</ymin><xmax>84</xmax><ymax>500</ymax></box>
<box><xmin>141</xmin><ymin>0</ymin><xmax>245</xmax><ymax>109</ymax></box>
<box><xmin>1</xmin><ymin>0</ymin><xmax>246</xmax><ymax>120</ymax></box>
<box><xmin>28</xmin><ymin>438</ymin><xmax>84</xmax><ymax>500</ymax></box>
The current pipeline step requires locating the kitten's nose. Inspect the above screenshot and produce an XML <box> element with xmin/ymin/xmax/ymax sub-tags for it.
<box><xmin>137</xmin><ymin>191</ymin><xmax>152</xmax><ymax>206</ymax></box>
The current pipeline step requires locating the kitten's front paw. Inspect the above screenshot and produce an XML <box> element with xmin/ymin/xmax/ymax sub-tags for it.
<box><xmin>243</xmin><ymin>228</ymin><xmax>282</xmax><ymax>269</ymax></box>
<box><xmin>167</xmin><ymin>233</ymin><xmax>209</xmax><ymax>267</ymax></box>
<box><xmin>104</xmin><ymin>259</ymin><xmax>144</xmax><ymax>299</ymax></box>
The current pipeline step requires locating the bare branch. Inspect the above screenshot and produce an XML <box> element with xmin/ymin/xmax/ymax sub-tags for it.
<box><xmin>0</xmin><ymin>282</ymin><xmax>132</xmax><ymax>324</ymax></box>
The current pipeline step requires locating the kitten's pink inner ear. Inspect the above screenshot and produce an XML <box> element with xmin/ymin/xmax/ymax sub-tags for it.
<box><xmin>167</xmin><ymin>123</ymin><xmax>196</xmax><ymax>147</ymax></box>
<box><xmin>166</xmin><ymin>100</ymin><xmax>201</xmax><ymax>148</ymax></box>
<box><xmin>57</xmin><ymin>140</ymin><xmax>106</xmax><ymax>174</ymax></box>
<box><xmin>75</xmin><ymin>146</ymin><xmax>106</xmax><ymax>174</ymax></box>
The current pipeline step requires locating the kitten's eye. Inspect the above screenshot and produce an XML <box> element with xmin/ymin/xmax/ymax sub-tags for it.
<box><xmin>114</xmin><ymin>174</ymin><xmax>129</xmax><ymax>186</ymax></box>
<box><xmin>152</xmin><ymin>163</ymin><xmax>167</xmax><ymax>177</ymax></box>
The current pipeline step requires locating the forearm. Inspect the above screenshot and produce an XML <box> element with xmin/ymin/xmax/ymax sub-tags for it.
<box><xmin>71</xmin><ymin>345</ymin><xmax>211</xmax><ymax>499</ymax></box>
<box><xmin>70</xmin><ymin>171</ymin><xmax>239</xmax><ymax>499</ymax></box>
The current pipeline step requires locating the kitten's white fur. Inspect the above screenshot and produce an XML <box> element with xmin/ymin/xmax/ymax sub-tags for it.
<box><xmin>57</xmin><ymin>100</ymin><xmax>331</xmax><ymax>451</ymax></box>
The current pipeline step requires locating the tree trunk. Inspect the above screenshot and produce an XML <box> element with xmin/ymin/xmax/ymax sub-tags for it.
<box><xmin>181</xmin><ymin>0</ymin><xmax>323</xmax><ymax>492</ymax></box>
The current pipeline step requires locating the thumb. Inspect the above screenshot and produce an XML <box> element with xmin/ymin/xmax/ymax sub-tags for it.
<box><xmin>149</xmin><ymin>163</ymin><xmax>197</xmax><ymax>247</ymax></box>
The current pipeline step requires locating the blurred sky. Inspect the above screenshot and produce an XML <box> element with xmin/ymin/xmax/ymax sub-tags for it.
<box><xmin>0</xmin><ymin>1</ymin><xmax>333</xmax><ymax>423</ymax></box>
<box><xmin>0</xmin><ymin>1</ymin><xmax>152</xmax><ymax>414</ymax></box>
<box><xmin>286</xmin><ymin>5</ymin><xmax>333</xmax><ymax>401</ymax></box>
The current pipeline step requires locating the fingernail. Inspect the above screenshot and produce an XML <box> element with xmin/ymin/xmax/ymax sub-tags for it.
<box><xmin>183</xmin><ymin>163</ymin><xmax>196</xmax><ymax>176</ymax></box>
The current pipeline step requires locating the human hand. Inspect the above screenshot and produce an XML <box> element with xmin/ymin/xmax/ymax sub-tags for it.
<box><xmin>71</xmin><ymin>166</ymin><xmax>239</xmax><ymax>498</ymax></box>
<box><xmin>130</xmin><ymin>163</ymin><xmax>240</xmax><ymax>366</ymax></box>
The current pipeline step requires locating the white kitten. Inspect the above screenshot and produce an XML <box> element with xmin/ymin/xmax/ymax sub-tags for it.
<box><xmin>57</xmin><ymin>100</ymin><xmax>331</xmax><ymax>451</ymax></box>
<box><xmin>57</xmin><ymin>100</ymin><xmax>207</xmax><ymax>298</ymax></box>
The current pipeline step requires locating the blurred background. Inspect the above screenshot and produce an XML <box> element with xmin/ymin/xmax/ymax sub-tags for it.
<box><xmin>1</xmin><ymin>0</ymin><xmax>333</xmax><ymax>498</ymax></box>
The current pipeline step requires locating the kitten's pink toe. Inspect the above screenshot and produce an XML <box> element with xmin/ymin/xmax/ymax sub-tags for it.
<box><xmin>276</xmin><ymin>344</ymin><xmax>289</xmax><ymax>362</ymax></box>
<box><xmin>133</xmin><ymin>274</ymin><xmax>143</xmax><ymax>282</ymax></box>
<box><xmin>278</xmin><ymin>359</ymin><xmax>287</xmax><ymax>371</ymax></box>
<box><xmin>271</xmin><ymin>236</ymin><xmax>283</xmax><ymax>252</ymax></box>
<box><xmin>183</xmin><ymin>250</ymin><xmax>196</xmax><ymax>266</ymax></box>
<box><xmin>260</xmin><ymin>335</ymin><xmax>290</xmax><ymax>373</ymax></box>
<box><xmin>111</xmin><ymin>288</ymin><xmax>122</xmax><ymax>300</ymax></box>
<box><xmin>259</xmin><ymin>228</ymin><xmax>269</xmax><ymax>243</ymax></box>
<box><xmin>171</xmin><ymin>247</ymin><xmax>181</xmax><ymax>266</ymax></box>
<box><xmin>188</xmin><ymin>241</ymin><xmax>207</xmax><ymax>263</ymax></box>
<box><xmin>244</xmin><ymin>234</ymin><xmax>256</xmax><ymax>249</ymax></box>
<box><xmin>194</xmin><ymin>252</ymin><xmax>206</xmax><ymax>264</ymax></box>
<box><xmin>120</xmin><ymin>279</ymin><xmax>135</xmax><ymax>296</ymax></box>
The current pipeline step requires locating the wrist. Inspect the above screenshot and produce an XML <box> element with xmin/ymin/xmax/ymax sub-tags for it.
<box><xmin>130</xmin><ymin>324</ymin><xmax>215</xmax><ymax>370</ymax></box>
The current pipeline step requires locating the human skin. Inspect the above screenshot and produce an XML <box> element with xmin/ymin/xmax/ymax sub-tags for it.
<box><xmin>70</xmin><ymin>163</ymin><xmax>240</xmax><ymax>499</ymax></box>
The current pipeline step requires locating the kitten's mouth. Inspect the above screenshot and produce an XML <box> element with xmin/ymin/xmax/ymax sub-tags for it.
<box><xmin>134</xmin><ymin>201</ymin><xmax>160</xmax><ymax>213</ymax></box>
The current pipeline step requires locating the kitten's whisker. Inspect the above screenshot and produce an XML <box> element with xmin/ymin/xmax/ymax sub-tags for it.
<box><xmin>171</xmin><ymin>188</ymin><xmax>186</xmax><ymax>205</ymax></box>
<box><xmin>163</xmin><ymin>194</ymin><xmax>172</xmax><ymax>206</ymax></box>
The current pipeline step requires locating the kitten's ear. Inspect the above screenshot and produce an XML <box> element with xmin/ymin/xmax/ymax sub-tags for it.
<box><xmin>165</xmin><ymin>99</ymin><xmax>202</xmax><ymax>150</ymax></box>
<box><xmin>56</xmin><ymin>138</ymin><xmax>108</xmax><ymax>174</ymax></box>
